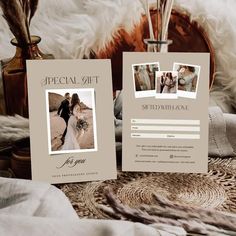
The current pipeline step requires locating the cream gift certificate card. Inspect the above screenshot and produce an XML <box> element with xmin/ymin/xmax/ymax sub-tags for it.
<box><xmin>122</xmin><ymin>52</ymin><xmax>209</xmax><ymax>173</ymax></box>
<box><xmin>27</xmin><ymin>59</ymin><xmax>117</xmax><ymax>183</ymax></box>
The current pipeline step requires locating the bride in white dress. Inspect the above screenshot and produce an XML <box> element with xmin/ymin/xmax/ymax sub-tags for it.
<box><xmin>162</xmin><ymin>72</ymin><xmax>177</xmax><ymax>94</ymax></box>
<box><xmin>61</xmin><ymin>93</ymin><xmax>84</xmax><ymax>150</ymax></box>
<box><xmin>178</xmin><ymin>66</ymin><xmax>197</xmax><ymax>92</ymax></box>
<box><xmin>139</xmin><ymin>65</ymin><xmax>151</xmax><ymax>90</ymax></box>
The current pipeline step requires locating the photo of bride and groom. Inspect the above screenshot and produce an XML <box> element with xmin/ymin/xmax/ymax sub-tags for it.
<box><xmin>46</xmin><ymin>89</ymin><xmax>97</xmax><ymax>155</ymax></box>
<box><xmin>156</xmin><ymin>71</ymin><xmax>178</xmax><ymax>99</ymax></box>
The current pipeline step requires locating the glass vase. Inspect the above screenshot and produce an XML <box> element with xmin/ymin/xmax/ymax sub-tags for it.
<box><xmin>1</xmin><ymin>35</ymin><xmax>54</xmax><ymax>118</ymax></box>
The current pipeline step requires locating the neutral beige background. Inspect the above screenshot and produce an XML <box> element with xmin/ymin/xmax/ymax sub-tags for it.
<box><xmin>122</xmin><ymin>52</ymin><xmax>209</xmax><ymax>173</ymax></box>
<box><xmin>27</xmin><ymin>59</ymin><xmax>117</xmax><ymax>184</ymax></box>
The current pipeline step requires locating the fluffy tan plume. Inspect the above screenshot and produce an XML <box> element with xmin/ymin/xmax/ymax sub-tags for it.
<box><xmin>0</xmin><ymin>0</ymin><xmax>39</xmax><ymax>46</ymax></box>
<box><xmin>0</xmin><ymin>0</ymin><xmax>30</xmax><ymax>46</ymax></box>
<box><xmin>29</xmin><ymin>0</ymin><xmax>39</xmax><ymax>24</ymax></box>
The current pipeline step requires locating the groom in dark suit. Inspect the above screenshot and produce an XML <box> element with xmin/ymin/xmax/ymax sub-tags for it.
<box><xmin>57</xmin><ymin>93</ymin><xmax>71</xmax><ymax>144</ymax></box>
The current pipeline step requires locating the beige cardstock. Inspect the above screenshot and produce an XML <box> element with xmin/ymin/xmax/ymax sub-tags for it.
<box><xmin>27</xmin><ymin>59</ymin><xmax>117</xmax><ymax>183</ymax></box>
<box><xmin>122</xmin><ymin>52</ymin><xmax>209</xmax><ymax>173</ymax></box>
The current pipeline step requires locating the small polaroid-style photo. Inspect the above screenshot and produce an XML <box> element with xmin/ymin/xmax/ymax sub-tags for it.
<box><xmin>46</xmin><ymin>88</ymin><xmax>97</xmax><ymax>155</ymax></box>
<box><xmin>132</xmin><ymin>62</ymin><xmax>160</xmax><ymax>98</ymax></box>
<box><xmin>155</xmin><ymin>71</ymin><xmax>178</xmax><ymax>99</ymax></box>
<box><xmin>173</xmin><ymin>63</ymin><xmax>201</xmax><ymax>99</ymax></box>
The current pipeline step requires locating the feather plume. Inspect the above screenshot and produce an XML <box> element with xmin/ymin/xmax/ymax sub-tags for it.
<box><xmin>0</xmin><ymin>0</ymin><xmax>30</xmax><ymax>46</ymax></box>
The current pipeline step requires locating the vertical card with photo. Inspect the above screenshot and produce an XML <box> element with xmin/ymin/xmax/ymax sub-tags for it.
<box><xmin>27</xmin><ymin>59</ymin><xmax>117</xmax><ymax>184</ymax></box>
<box><xmin>132</xmin><ymin>62</ymin><xmax>160</xmax><ymax>98</ymax></box>
<box><xmin>123</xmin><ymin>52</ymin><xmax>209</xmax><ymax>174</ymax></box>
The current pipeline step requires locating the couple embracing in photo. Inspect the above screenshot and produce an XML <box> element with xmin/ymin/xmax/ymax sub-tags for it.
<box><xmin>57</xmin><ymin>93</ymin><xmax>87</xmax><ymax>150</ymax></box>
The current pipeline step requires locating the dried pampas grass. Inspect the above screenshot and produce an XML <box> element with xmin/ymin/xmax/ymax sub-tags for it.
<box><xmin>0</xmin><ymin>0</ymin><xmax>30</xmax><ymax>46</ymax></box>
<box><xmin>103</xmin><ymin>189</ymin><xmax>236</xmax><ymax>235</ymax></box>
<box><xmin>0</xmin><ymin>0</ymin><xmax>39</xmax><ymax>46</ymax></box>
<box><xmin>29</xmin><ymin>0</ymin><xmax>39</xmax><ymax>23</ymax></box>
<box><xmin>20</xmin><ymin>0</ymin><xmax>39</xmax><ymax>24</ymax></box>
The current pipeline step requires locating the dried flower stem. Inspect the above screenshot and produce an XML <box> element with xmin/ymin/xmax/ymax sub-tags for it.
<box><xmin>0</xmin><ymin>0</ymin><xmax>39</xmax><ymax>47</ymax></box>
